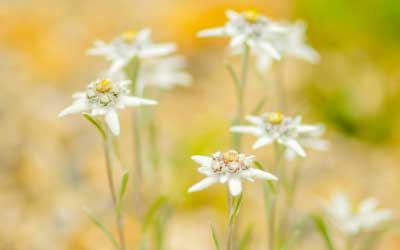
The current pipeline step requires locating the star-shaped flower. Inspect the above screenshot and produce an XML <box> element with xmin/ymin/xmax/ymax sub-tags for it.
<box><xmin>198</xmin><ymin>9</ymin><xmax>288</xmax><ymax>68</ymax></box>
<box><xmin>59</xmin><ymin>79</ymin><xmax>157</xmax><ymax>136</ymax></box>
<box><xmin>230</xmin><ymin>112</ymin><xmax>322</xmax><ymax>157</ymax></box>
<box><xmin>188</xmin><ymin>150</ymin><xmax>277</xmax><ymax>196</ymax></box>
<box><xmin>87</xmin><ymin>29</ymin><xmax>176</xmax><ymax>74</ymax></box>
<box><xmin>325</xmin><ymin>193</ymin><xmax>393</xmax><ymax>235</ymax></box>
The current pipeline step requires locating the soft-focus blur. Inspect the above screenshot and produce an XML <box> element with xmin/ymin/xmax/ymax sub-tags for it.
<box><xmin>1</xmin><ymin>0</ymin><xmax>400</xmax><ymax>249</ymax></box>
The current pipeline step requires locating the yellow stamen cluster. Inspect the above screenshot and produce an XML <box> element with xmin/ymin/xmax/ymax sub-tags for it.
<box><xmin>96</xmin><ymin>79</ymin><xmax>112</xmax><ymax>93</ymax></box>
<box><xmin>243</xmin><ymin>9</ymin><xmax>260</xmax><ymax>23</ymax></box>
<box><xmin>222</xmin><ymin>150</ymin><xmax>239</xmax><ymax>163</ymax></box>
<box><xmin>268</xmin><ymin>112</ymin><xmax>284</xmax><ymax>125</ymax></box>
<box><xmin>121</xmin><ymin>30</ymin><xmax>137</xmax><ymax>42</ymax></box>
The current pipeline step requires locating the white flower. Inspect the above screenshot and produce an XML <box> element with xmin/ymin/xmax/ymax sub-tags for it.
<box><xmin>59</xmin><ymin>79</ymin><xmax>157</xmax><ymax>136</ymax></box>
<box><xmin>230</xmin><ymin>112</ymin><xmax>322</xmax><ymax>157</ymax></box>
<box><xmin>188</xmin><ymin>150</ymin><xmax>277</xmax><ymax>196</ymax></box>
<box><xmin>87</xmin><ymin>29</ymin><xmax>176</xmax><ymax>74</ymax></box>
<box><xmin>284</xmin><ymin>124</ymin><xmax>328</xmax><ymax>160</ymax></box>
<box><xmin>325</xmin><ymin>193</ymin><xmax>393</xmax><ymax>235</ymax></box>
<box><xmin>138</xmin><ymin>55</ymin><xmax>192</xmax><ymax>90</ymax></box>
<box><xmin>253</xmin><ymin>20</ymin><xmax>320</xmax><ymax>71</ymax></box>
<box><xmin>198</xmin><ymin>10</ymin><xmax>288</xmax><ymax>67</ymax></box>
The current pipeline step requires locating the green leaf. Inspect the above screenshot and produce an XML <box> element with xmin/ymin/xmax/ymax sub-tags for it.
<box><xmin>229</xmin><ymin>194</ymin><xmax>243</xmax><ymax>225</ymax></box>
<box><xmin>311</xmin><ymin>214</ymin><xmax>335</xmax><ymax>250</ymax></box>
<box><xmin>209</xmin><ymin>223</ymin><xmax>221</xmax><ymax>250</ymax></box>
<box><xmin>251</xmin><ymin>96</ymin><xmax>267</xmax><ymax>115</ymax></box>
<box><xmin>239</xmin><ymin>224</ymin><xmax>254</xmax><ymax>250</ymax></box>
<box><xmin>82</xmin><ymin>113</ymin><xmax>106</xmax><ymax>140</ymax></box>
<box><xmin>143</xmin><ymin>196</ymin><xmax>167</xmax><ymax>232</ymax></box>
<box><xmin>116</xmin><ymin>170</ymin><xmax>129</xmax><ymax>215</ymax></box>
<box><xmin>83</xmin><ymin>207</ymin><xmax>120</xmax><ymax>250</ymax></box>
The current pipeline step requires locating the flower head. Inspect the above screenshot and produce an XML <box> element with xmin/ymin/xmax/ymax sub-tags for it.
<box><xmin>230</xmin><ymin>112</ymin><xmax>323</xmax><ymax>157</ymax></box>
<box><xmin>325</xmin><ymin>193</ymin><xmax>393</xmax><ymax>235</ymax></box>
<box><xmin>198</xmin><ymin>9</ymin><xmax>288</xmax><ymax>66</ymax></box>
<box><xmin>59</xmin><ymin>78</ymin><xmax>157</xmax><ymax>136</ymax></box>
<box><xmin>138</xmin><ymin>55</ymin><xmax>192</xmax><ymax>90</ymax></box>
<box><xmin>87</xmin><ymin>28</ymin><xmax>176</xmax><ymax>74</ymax></box>
<box><xmin>188</xmin><ymin>150</ymin><xmax>277</xmax><ymax>196</ymax></box>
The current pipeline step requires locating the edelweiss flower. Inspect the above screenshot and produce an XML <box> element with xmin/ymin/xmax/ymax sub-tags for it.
<box><xmin>188</xmin><ymin>150</ymin><xmax>277</xmax><ymax>196</ymax></box>
<box><xmin>254</xmin><ymin>20</ymin><xmax>320</xmax><ymax>71</ymax></box>
<box><xmin>137</xmin><ymin>55</ymin><xmax>192</xmax><ymax>90</ymax></box>
<box><xmin>284</xmin><ymin>124</ymin><xmax>328</xmax><ymax>160</ymax></box>
<box><xmin>87</xmin><ymin>29</ymin><xmax>176</xmax><ymax>74</ymax></box>
<box><xmin>198</xmin><ymin>9</ymin><xmax>287</xmax><ymax>67</ymax></box>
<box><xmin>325</xmin><ymin>193</ymin><xmax>393</xmax><ymax>235</ymax></box>
<box><xmin>59</xmin><ymin>79</ymin><xmax>157</xmax><ymax>136</ymax></box>
<box><xmin>230</xmin><ymin>112</ymin><xmax>322</xmax><ymax>157</ymax></box>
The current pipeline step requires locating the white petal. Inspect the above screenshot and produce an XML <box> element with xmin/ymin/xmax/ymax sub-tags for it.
<box><xmin>230</xmin><ymin>35</ymin><xmax>246</xmax><ymax>47</ymax></box>
<box><xmin>121</xmin><ymin>96</ymin><xmax>158</xmax><ymax>107</ymax></box>
<box><xmin>252</xmin><ymin>135</ymin><xmax>274</xmax><ymax>149</ymax></box>
<box><xmin>191</xmin><ymin>155</ymin><xmax>212</xmax><ymax>167</ymax></box>
<box><xmin>136</xmin><ymin>28</ymin><xmax>151</xmax><ymax>43</ymax></box>
<box><xmin>259</xmin><ymin>42</ymin><xmax>281</xmax><ymax>60</ymax></box>
<box><xmin>220</xmin><ymin>175</ymin><xmax>229</xmax><ymax>183</ymax></box>
<box><xmin>359</xmin><ymin>198</ymin><xmax>379</xmax><ymax>214</ymax></box>
<box><xmin>230</xmin><ymin>125</ymin><xmax>263</xmax><ymax>136</ymax></box>
<box><xmin>256</xmin><ymin>54</ymin><xmax>273</xmax><ymax>72</ymax></box>
<box><xmin>228</xmin><ymin>178</ymin><xmax>242</xmax><ymax>196</ymax></box>
<box><xmin>247</xmin><ymin>168</ymin><xmax>278</xmax><ymax>181</ymax></box>
<box><xmin>226</xmin><ymin>10</ymin><xmax>241</xmax><ymax>20</ymax></box>
<box><xmin>197</xmin><ymin>27</ymin><xmax>226</xmax><ymax>37</ymax></box>
<box><xmin>140</xmin><ymin>44</ymin><xmax>176</xmax><ymax>58</ymax></box>
<box><xmin>245</xmin><ymin>115</ymin><xmax>264</xmax><ymax>125</ymax></box>
<box><xmin>108</xmin><ymin>59</ymin><xmax>127</xmax><ymax>75</ymax></box>
<box><xmin>105</xmin><ymin>109</ymin><xmax>120</xmax><ymax>136</ymax></box>
<box><xmin>297</xmin><ymin>125</ymin><xmax>321</xmax><ymax>133</ymax></box>
<box><xmin>279</xmin><ymin>137</ymin><xmax>306</xmax><ymax>157</ymax></box>
<box><xmin>188</xmin><ymin>176</ymin><xmax>218</xmax><ymax>193</ymax></box>
<box><xmin>58</xmin><ymin>102</ymin><xmax>88</xmax><ymax>117</ymax></box>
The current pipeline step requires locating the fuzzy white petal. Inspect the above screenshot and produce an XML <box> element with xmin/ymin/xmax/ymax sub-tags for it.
<box><xmin>191</xmin><ymin>156</ymin><xmax>212</xmax><ymax>167</ymax></box>
<box><xmin>230</xmin><ymin>126</ymin><xmax>263</xmax><ymax>136</ymax></box>
<box><xmin>105</xmin><ymin>109</ymin><xmax>120</xmax><ymax>136</ymax></box>
<box><xmin>280</xmin><ymin>137</ymin><xmax>306</xmax><ymax>157</ymax></box>
<box><xmin>58</xmin><ymin>102</ymin><xmax>88</xmax><ymax>117</ymax></box>
<box><xmin>197</xmin><ymin>27</ymin><xmax>226</xmax><ymax>37</ymax></box>
<box><xmin>248</xmin><ymin>168</ymin><xmax>278</xmax><ymax>181</ymax></box>
<box><xmin>188</xmin><ymin>176</ymin><xmax>218</xmax><ymax>193</ymax></box>
<box><xmin>228</xmin><ymin>178</ymin><xmax>242</xmax><ymax>196</ymax></box>
<box><xmin>121</xmin><ymin>96</ymin><xmax>158</xmax><ymax>107</ymax></box>
<box><xmin>297</xmin><ymin>125</ymin><xmax>321</xmax><ymax>133</ymax></box>
<box><xmin>140</xmin><ymin>44</ymin><xmax>176</xmax><ymax>58</ymax></box>
<box><xmin>252</xmin><ymin>135</ymin><xmax>274</xmax><ymax>149</ymax></box>
<box><xmin>258</xmin><ymin>42</ymin><xmax>281</xmax><ymax>60</ymax></box>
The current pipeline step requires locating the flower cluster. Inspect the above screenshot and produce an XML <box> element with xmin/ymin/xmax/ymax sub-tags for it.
<box><xmin>325</xmin><ymin>193</ymin><xmax>393</xmax><ymax>235</ymax></box>
<box><xmin>198</xmin><ymin>10</ymin><xmax>318</xmax><ymax>71</ymax></box>
<box><xmin>231</xmin><ymin>112</ymin><xmax>325</xmax><ymax>157</ymax></box>
<box><xmin>59</xmin><ymin>78</ymin><xmax>157</xmax><ymax>135</ymax></box>
<box><xmin>188</xmin><ymin>150</ymin><xmax>277</xmax><ymax>196</ymax></box>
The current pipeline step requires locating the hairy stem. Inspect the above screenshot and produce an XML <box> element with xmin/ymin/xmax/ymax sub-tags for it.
<box><xmin>104</xmin><ymin>127</ymin><xmax>126</xmax><ymax>250</ymax></box>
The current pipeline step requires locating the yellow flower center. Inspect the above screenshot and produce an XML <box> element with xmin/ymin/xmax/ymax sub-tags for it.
<box><xmin>243</xmin><ymin>9</ymin><xmax>260</xmax><ymax>23</ymax></box>
<box><xmin>96</xmin><ymin>79</ymin><xmax>112</xmax><ymax>93</ymax></box>
<box><xmin>121</xmin><ymin>30</ymin><xmax>137</xmax><ymax>42</ymax></box>
<box><xmin>268</xmin><ymin>112</ymin><xmax>284</xmax><ymax>125</ymax></box>
<box><xmin>223</xmin><ymin>150</ymin><xmax>239</xmax><ymax>163</ymax></box>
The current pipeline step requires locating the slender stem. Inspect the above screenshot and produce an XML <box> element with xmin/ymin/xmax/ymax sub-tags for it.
<box><xmin>133</xmin><ymin>108</ymin><xmax>143</xmax><ymax>217</ymax></box>
<box><xmin>227</xmin><ymin>192</ymin><xmax>235</xmax><ymax>250</ymax></box>
<box><xmin>269</xmin><ymin>143</ymin><xmax>284</xmax><ymax>250</ymax></box>
<box><xmin>104</xmin><ymin>127</ymin><xmax>126</xmax><ymax>250</ymax></box>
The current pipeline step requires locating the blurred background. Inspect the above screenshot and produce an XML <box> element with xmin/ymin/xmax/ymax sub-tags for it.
<box><xmin>1</xmin><ymin>0</ymin><xmax>400</xmax><ymax>249</ymax></box>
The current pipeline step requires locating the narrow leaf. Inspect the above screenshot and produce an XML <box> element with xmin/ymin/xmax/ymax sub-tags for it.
<box><xmin>251</xmin><ymin>96</ymin><xmax>267</xmax><ymax>115</ymax></box>
<box><xmin>117</xmin><ymin>170</ymin><xmax>129</xmax><ymax>215</ymax></box>
<box><xmin>225</xmin><ymin>61</ymin><xmax>241</xmax><ymax>92</ymax></box>
<box><xmin>83</xmin><ymin>207</ymin><xmax>120</xmax><ymax>250</ymax></box>
<box><xmin>209</xmin><ymin>223</ymin><xmax>221</xmax><ymax>250</ymax></box>
<box><xmin>82</xmin><ymin>113</ymin><xmax>106</xmax><ymax>140</ymax></box>
<box><xmin>143</xmin><ymin>196</ymin><xmax>167</xmax><ymax>232</ymax></box>
<box><xmin>229</xmin><ymin>194</ymin><xmax>243</xmax><ymax>225</ymax></box>
<box><xmin>311</xmin><ymin>214</ymin><xmax>335</xmax><ymax>250</ymax></box>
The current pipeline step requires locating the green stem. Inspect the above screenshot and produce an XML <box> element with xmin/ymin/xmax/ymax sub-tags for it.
<box><xmin>268</xmin><ymin>143</ymin><xmax>284</xmax><ymax>250</ymax></box>
<box><xmin>104</xmin><ymin>127</ymin><xmax>126</xmax><ymax>250</ymax></box>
